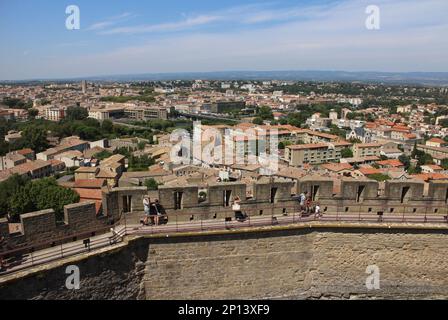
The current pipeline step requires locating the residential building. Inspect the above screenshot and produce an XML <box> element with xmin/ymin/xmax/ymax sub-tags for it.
<box><xmin>285</xmin><ymin>142</ymin><xmax>353</xmax><ymax>166</ymax></box>
<box><xmin>353</xmin><ymin>143</ymin><xmax>382</xmax><ymax>158</ymax></box>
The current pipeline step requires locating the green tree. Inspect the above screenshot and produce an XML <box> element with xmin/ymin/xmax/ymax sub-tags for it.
<box><xmin>441</xmin><ymin>158</ymin><xmax>448</xmax><ymax>170</ymax></box>
<box><xmin>101</xmin><ymin>119</ymin><xmax>114</xmax><ymax>133</ymax></box>
<box><xmin>253</xmin><ymin>117</ymin><xmax>264</xmax><ymax>125</ymax></box>
<box><xmin>0</xmin><ymin>175</ymin><xmax>30</xmax><ymax>218</ymax></box>
<box><xmin>258</xmin><ymin>106</ymin><xmax>274</xmax><ymax>120</ymax></box>
<box><xmin>66</xmin><ymin>106</ymin><xmax>89</xmax><ymax>121</ymax></box>
<box><xmin>21</xmin><ymin>125</ymin><xmax>49</xmax><ymax>152</ymax></box>
<box><xmin>9</xmin><ymin>178</ymin><xmax>79</xmax><ymax>220</ymax></box>
<box><xmin>341</xmin><ymin>148</ymin><xmax>354</xmax><ymax>158</ymax></box>
<box><xmin>399</xmin><ymin>154</ymin><xmax>411</xmax><ymax>171</ymax></box>
<box><xmin>28</xmin><ymin>109</ymin><xmax>39</xmax><ymax>119</ymax></box>
<box><xmin>144</xmin><ymin>178</ymin><xmax>161</xmax><ymax>191</ymax></box>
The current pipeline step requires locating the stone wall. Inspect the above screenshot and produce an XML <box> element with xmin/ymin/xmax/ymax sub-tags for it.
<box><xmin>0</xmin><ymin>240</ymin><xmax>149</xmax><ymax>300</ymax></box>
<box><xmin>144</xmin><ymin>226</ymin><xmax>448</xmax><ymax>300</ymax></box>
<box><xmin>0</xmin><ymin>187</ymin><xmax>148</xmax><ymax>250</ymax></box>
<box><xmin>156</xmin><ymin>178</ymin><xmax>448</xmax><ymax>222</ymax></box>
<box><xmin>3</xmin><ymin>225</ymin><xmax>448</xmax><ymax>300</ymax></box>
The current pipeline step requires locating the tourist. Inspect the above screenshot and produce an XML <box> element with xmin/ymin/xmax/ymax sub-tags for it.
<box><xmin>314</xmin><ymin>203</ymin><xmax>321</xmax><ymax>219</ymax></box>
<box><xmin>152</xmin><ymin>199</ymin><xmax>161</xmax><ymax>226</ymax></box>
<box><xmin>305</xmin><ymin>196</ymin><xmax>312</xmax><ymax>215</ymax></box>
<box><xmin>142</xmin><ymin>197</ymin><xmax>151</xmax><ymax>226</ymax></box>
<box><xmin>232</xmin><ymin>196</ymin><xmax>245</xmax><ymax>221</ymax></box>
<box><xmin>299</xmin><ymin>191</ymin><xmax>308</xmax><ymax>213</ymax></box>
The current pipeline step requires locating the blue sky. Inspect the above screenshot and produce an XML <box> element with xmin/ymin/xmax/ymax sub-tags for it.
<box><xmin>0</xmin><ymin>0</ymin><xmax>447</xmax><ymax>80</ymax></box>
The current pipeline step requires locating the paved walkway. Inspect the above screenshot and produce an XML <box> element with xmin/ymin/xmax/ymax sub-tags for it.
<box><xmin>1</xmin><ymin>212</ymin><xmax>447</xmax><ymax>276</ymax></box>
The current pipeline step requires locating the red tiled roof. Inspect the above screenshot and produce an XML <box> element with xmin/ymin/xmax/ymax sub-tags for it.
<box><xmin>74</xmin><ymin>179</ymin><xmax>106</xmax><ymax>189</ymax></box>
<box><xmin>376</xmin><ymin>159</ymin><xmax>404</xmax><ymax>167</ymax></box>
<box><xmin>428</xmin><ymin>138</ymin><xmax>446</xmax><ymax>144</ymax></box>
<box><xmin>412</xmin><ymin>173</ymin><xmax>448</xmax><ymax>182</ymax></box>
<box><xmin>321</xmin><ymin>163</ymin><xmax>353</xmax><ymax>172</ymax></box>
<box><xmin>16</xmin><ymin>148</ymin><xmax>34</xmax><ymax>155</ymax></box>
<box><xmin>74</xmin><ymin>188</ymin><xmax>103</xmax><ymax>200</ymax></box>
<box><xmin>359</xmin><ymin>167</ymin><xmax>382</xmax><ymax>175</ymax></box>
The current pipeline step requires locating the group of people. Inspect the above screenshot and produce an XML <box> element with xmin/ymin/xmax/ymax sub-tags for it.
<box><xmin>142</xmin><ymin>197</ymin><xmax>163</xmax><ymax>226</ymax></box>
<box><xmin>298</xmin><ymin>191</ymin><xmax>322</xmax><ymax>218</ymax></box>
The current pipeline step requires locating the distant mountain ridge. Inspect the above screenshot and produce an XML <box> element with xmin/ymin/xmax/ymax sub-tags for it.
<box><xmin>3</xmin><ymin>70</ymin><xmax>448</xmax><ymax>85</ymax></box>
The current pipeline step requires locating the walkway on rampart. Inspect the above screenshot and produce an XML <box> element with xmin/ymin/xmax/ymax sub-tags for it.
<box><xmin>1</xmin><ymin>211</ymin><xmax>448</xmax><ymax>278</ymax></box>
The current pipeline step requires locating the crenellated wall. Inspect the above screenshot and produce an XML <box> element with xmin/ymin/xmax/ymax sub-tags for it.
<box><xmin>156</xmin><ymin>178</ymin><xmax>448</xmax><ymax>222</ymax></box>
<box><xmin>0</xmin><ymin>187</ymin><xmax>148</xmax><ymax>250</ymax></box>
<box><xmin>1</xmin><ymin>177</ymin><xmax>447</xmax><ymax>253</ymax></box>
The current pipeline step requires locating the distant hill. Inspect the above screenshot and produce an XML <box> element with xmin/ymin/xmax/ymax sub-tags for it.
<box><xmin>3</xmin><ymin>70</ymin><xmax>448</xmax><ymax>85</ymax></box>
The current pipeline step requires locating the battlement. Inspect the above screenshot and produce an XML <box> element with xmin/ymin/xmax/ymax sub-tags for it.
<box><xmin>158</xmin><ymin>178</ymin><xmax>448</xmax><ymax>221</ymax></box>
<box><xmin>1</xmin><ymin>178</ymin><xmax>447</xmax><ymax>251</ymax></box>
<box><xmin>1</xmin><ymin>187</ymin><xmax>148</xmax><ymax>249</ymax></box>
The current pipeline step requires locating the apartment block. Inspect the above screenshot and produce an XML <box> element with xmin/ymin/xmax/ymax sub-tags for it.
<box><xmin>353</xmin><ymin>143</ymin><xmax>382</xmax><ymax>158</ymax></box>
<box><xmin>285</xmin><ymin>142</ymin><xmax>353</xmax><ymax>166</ymax></box>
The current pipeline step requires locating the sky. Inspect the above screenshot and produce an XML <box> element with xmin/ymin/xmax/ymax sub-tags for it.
<box><xmin>0</xmin><ymin>0</ymin><xmax>447</xmax><ymax>80</ymax></box>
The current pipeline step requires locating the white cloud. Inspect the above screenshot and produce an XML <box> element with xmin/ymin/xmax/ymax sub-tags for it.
<box><xmin>86</xmin><ymin>12</ymin><xmax>133</xmax><ymax>31</ymax></box>
<box><xmin>100</xmin><ymin>14</ymin><xmax>221</xmax><ymax>35</ymax></box>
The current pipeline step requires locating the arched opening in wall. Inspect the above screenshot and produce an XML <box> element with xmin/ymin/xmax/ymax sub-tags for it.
<box><xmin>445</xmin><ymin>188</ymin><xmax>448</xmax><ymax>204</ymax></box>
<box><xmin>356</xmin><ymin>185</ymin><xmax>365</xmax><ymax>203</ymax></box>
<box><xmin>311</xmin><ymin>185</ymin><xmax>320</xmax><ymax>201</ymax></box>
<box><xmin>390</xmin><ymin>208</ymin><xmax>395</xmax><ymax>213</ymax></box>
<box><xmin>174</xmin><ymin>192</ymin><xmax>183</xmax><ymax>210</ymax></box>
<box><xmin>270</xmin><ymin>187</ymin><xmax>278</xmax><ymax>204</ymax></box>
<box><xmin>413</xmin><ymin>208</ymin><xmax>417</xmax><ymax>213</ymax></box>
<box><xmin>259</xmin><ymin>210</ymin><xmax>263</xmax><ymax>216</ymax></box>
<box><xmin>223</xmin><ymin>190</ymin><xmax>232</xmax><ymax>207</ymax></box>
<box><xmin>435</xmin><ymin>209</ymin><xmax>439</xmax><ymax>214</ymax></box>
<box><xmin>368</xmin><ymin>208</ymin><xmax>372</xmax><ymax>213</ymax></box>
<box><xmin>122</xmin><ymin>195</ymin><xmax>132</xmax><ymax>213</ymax></box>
<box><xmin>401</xmin><ymin>186</ymin><xmax>410</xmax><ymax>204</ymax></box>
<box><xmin>345</xmin><ymin>207</ymin><xmax>349</xmax><ymax>212</ymax></box>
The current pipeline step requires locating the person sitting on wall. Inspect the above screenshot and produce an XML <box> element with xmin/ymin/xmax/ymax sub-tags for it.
<box><xmin>232</xmin><ymin>196</ymin><xmax>246</xmax><ymax>222</ymax></box>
